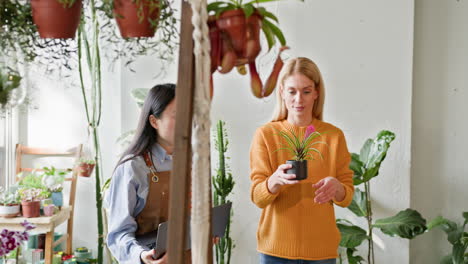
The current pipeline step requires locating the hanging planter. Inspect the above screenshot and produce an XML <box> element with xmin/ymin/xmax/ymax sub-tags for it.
<box><xmin>77</xmin><ymin>159</ymin><xmax>96</xmax><ymax>177</ymax></box>
<box><xmin>113</xmin><ymin>0</ymin><xmax>160</xmax><ymax>38</ymax></box>
<box><xmin>31</xmin><ymin>0</ymin><xmax>82</xmax><ymax>39</ymax></box>
<box><xmin>208</xmin><ymin>1</ymin><xmax>290</xmax><ymax>99</ymax></box>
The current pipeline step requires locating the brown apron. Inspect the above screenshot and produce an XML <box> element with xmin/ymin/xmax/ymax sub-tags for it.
<box><xmin>135</xmin><ymin>150</ymin><xmax>191</xmax><ymax>262</ymax></box>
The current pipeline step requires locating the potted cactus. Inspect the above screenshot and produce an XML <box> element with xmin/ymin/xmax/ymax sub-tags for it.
<box><xmin>0</xmin><ymin>187</ymin><xmax>20</xmax><ymax>218</ymax></box>
<box><xmin>18</xmin><ymin>188</ymin><xmax>49</xmax><ymax>218</ymax></box>
<box><xmin>208</xmin><ymin>0</ymin><xmax>290</xmax><ymax>98</ymax></box>
<box><xmin>41</xmin><ymin>166</ymin><xmax>69</xmax><ymax>208</ymax></box>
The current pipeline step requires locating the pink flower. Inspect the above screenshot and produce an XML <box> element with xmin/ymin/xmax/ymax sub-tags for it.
<box><xmin>304</xmin><ymin>125</ymin><xmax>316</xmax><ymax>139</ymax></box>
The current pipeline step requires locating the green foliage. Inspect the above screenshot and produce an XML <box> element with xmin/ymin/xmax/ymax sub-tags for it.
<box><xmin>207</xmin><ymin>0</ymin><xmax>294</xmax><ymax>50</ymax></box>
<box><xmin>0</xmin><ymin>67</ymin><xmax>22</xmax><ymax>108</ymax></box>
<box><xmin>212</xmin><ymin>120</ymin><xmax>235</xmax><ymax>264</ymax></box>
<box><xmin>337</xmin><ymin>130</ymin><xmax>427</xmax><ymax>264</ymax></box>
<box><xmin>428</xmin><ymin>213</ymin><xmax>468</xmax><ymax>264</ymax></box>
<box><xmin>373</xmin><ymin>209</ymin><xmax>427</xmax><ymax>239</ymax></box>
<box><xmin>272</xmin><ymin>125</ymin><xmax>325</xmax><ymax>161</ymax></box>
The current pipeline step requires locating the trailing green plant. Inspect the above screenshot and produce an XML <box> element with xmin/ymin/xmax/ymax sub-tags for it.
<box><xmin>337</xmin><ymin>130</ymin><xmax>427</xmax><ymax>264</ymax></box>
<box><xmin>427</xmin><ymin>212</ymin><xmax>468</xmax><ymax>264</ymax></box>
<box><xmin>207</xmin><ymin>0</ymin><xmax>290</xmax><ymax>50</ymax></box>
<box><xmin>0</xmin><ymin>67</ymin><xmax>21</xmax><ymax>109</ymax></box>
<box><xmin>0</xmin><ymin>0</ymin><xmax>77</xmax><ymax>73</ymax></box>
<box><xmin>212</xmin><ymin>120</ymin><xmax>235</xmax><ymax>264</ymax></box>
<box><xmin>97</xmin><ymin>0</ymin><xmax>179</xmax><ymax>70</ymax></box>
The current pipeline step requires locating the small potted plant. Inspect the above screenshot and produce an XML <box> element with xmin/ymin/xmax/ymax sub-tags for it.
<box><xmin>207</xmin><ymin>0</ymin><xmax>290</xmax><ymax>98</ymax></box>
<box><xmin>274</xmin><ymin>125</ymin><xmax>325</xmax><ymax>180</ymax></box>
<box><xmin>74</xmin><ymin>247</ymin><xmax>93</xmax><ymax>262</ymax></box>
<box><xmin>18</xmin><ymin>188</ymin><xmax>49</xmax><ymax>218</ymax></box>
<box><xmin>0</xmin><ymin>187</ymin><xmax>20</xmax><ymax>218</ymax></box>
<box><xmin>41</xmin><ymin>166</ymin><xmax>69</xmax><ymax>208</ymax></box>
<box><xmin>76</xmin><ymin>158</ymin><xmax>96</xmax><ymax>177</ymax></box>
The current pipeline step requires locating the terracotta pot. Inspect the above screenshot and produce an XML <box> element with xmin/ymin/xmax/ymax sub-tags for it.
<box><xmin>286</xmin><ymin>160</ymin><xmax>308</xmax><ymax>180</ymax></box>
<box><xmin>77</xmin><ymin>163</ymin><xmax>95</xmax><ymax>177</ymax></box>
<box><xmin>0</xmin><ymin>204</ymin><xmax>20</xmax><ymax>218</ymax></box>
<box><xmin>208</xmin><ymin>17</ymin><xmax>222</xmax><ymax>73</ymax></box>
<box><xmin>114</xmin><ymin>0</ymin><xmax>160</xmax><ymax>38</ymax></box>
<box><xmin>31</xmin><ymin>0</ymin><xmax>82</xmax><ymax>39</ymax></box>
<box><xmin>21</xmin><ymin>201</ymin><xmax>41</xmax><ymax>218</ymax></box>
<box><xmin>216</xmin><ymin>9</ymin><xmax>247</xmax><ymax>57</ymax></box>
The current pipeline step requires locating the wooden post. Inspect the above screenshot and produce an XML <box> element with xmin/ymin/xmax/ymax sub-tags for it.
<box><xmin>167</xmin><ymin>1</ymin><xmax>194</xmax><ymax>263</ymax></box>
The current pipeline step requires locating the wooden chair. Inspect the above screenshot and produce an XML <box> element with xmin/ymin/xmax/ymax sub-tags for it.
<box><xmin>0</xmin><ymin>144</ymin><xmax>82</xmax><ymax>264</ymax></box>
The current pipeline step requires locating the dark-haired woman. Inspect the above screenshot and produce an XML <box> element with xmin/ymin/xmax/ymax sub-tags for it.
<box><xmin>105</xmin><ymin>83</ymin><xmax>176</xmax><ymax>264</ymax></box>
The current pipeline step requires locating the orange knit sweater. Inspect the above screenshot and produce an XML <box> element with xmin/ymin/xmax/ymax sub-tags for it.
<box><xmin>249</xmin><ymin>119</ymin><xmax>354</xmax><ymax>260</ymax></box>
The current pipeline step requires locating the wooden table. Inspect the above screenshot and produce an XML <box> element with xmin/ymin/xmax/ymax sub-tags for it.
<box><xmin>0</xmin><ymin>206</ymin><xmax>72</xmax><ymax>264</ymax></box>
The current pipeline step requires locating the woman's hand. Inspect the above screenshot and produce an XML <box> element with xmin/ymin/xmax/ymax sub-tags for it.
<box><xmin>267</xmin><ymin>164</ymin><xmax>299</xmax><ymax>194</ymax></box>
<box><xmin>312</xmin><ymin>176</ymin><xmax>345</xmax><ymax>204</ymax></box>
<box><xmin>141</xmin><ymin>249</ymin><xmax>167</xmax><ymax>264</ymax></box>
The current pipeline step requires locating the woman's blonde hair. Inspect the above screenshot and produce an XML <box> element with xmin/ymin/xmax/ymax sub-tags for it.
<box><xmin>271</xmin><ymin>57</ymin><xmax>325</xmax><ymax>122</ymax></box>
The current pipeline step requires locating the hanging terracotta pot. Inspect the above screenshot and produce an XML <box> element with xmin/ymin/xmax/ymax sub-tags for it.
<box><xmin>114</xmin><ymin>0</ymin><xmax>160</xmax><ymax>38</ymax></box>
<box><xmin>31</xmin><ymin>0</ymin><xmax>82</xmax><ymax>39</ymax></box>
<box><xmin>216</xmin><ymin>9</ymin><xmax>247</xmax><ymax>58</ymax></box>
<box><xmin>77</xmin><ymin>162</ymin><xmax>95</xmax><ymax>177</ymax></box>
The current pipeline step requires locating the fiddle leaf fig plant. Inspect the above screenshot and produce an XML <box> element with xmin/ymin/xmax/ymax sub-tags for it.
<box><xmin>337</xmin><ymin>130</ymin><xmax>427</xmax><ymax>264</ymax></box>
<box><xmin>427</xmin><ymin>213</ymin><xmax>468</xmax><ymax>264</ymax></box>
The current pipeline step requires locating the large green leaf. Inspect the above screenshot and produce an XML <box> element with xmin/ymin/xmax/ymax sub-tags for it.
<box><xmin>428</xmin><ymin>216</ymin><xmax>458</xmax><ymax>233</ymax></box>
<box><xmin>350</xmin><ymin>153</ymin><xmax>367</xmax><ymax>185</ymax></box>
<box><xmin>373</xmin><ymin>209</ymin><xmax>427</xmax><ymax>239</ymax></box>
<box><xmin>360</xmin><ymin>130</ymin><xmax>396</xmax><ymax>183</ymax></box>
<box><xmin>347</xmin><ymin>188</ymin><xmax>367</xmax><ymax>217</ymax></box>
<box><xmin>346</xmin><ymin>248</ymin><xmax>365</xmax><ymax>264</ymax></box>
<box><xmin>337</xmin><ymin>220</ymin><xmax>368</xmax><ymax>248</ymax></box>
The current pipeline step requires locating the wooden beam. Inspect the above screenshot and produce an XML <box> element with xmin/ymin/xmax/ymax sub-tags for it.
<box><xmin>167</xmin><ymin>1</ymin><xmax>194</xmax><ymax>263</ymax></box>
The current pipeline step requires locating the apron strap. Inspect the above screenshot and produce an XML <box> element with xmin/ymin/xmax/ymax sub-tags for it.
<box><xmin>143</xmin><ymin>151</ymin><xmax>159</xmax><ymax>183</ymax></box>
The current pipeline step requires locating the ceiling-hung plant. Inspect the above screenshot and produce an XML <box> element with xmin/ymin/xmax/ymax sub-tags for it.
<box><xmin>31</xmin><ymin>0</ymin><xmax>82</xmax><ymax>38</ymax></box>
<box><xmin>337</xmin><ymin>130</ymin><xmax>427</xmax><ymax>264</ymax></box>
<box><xmin>207</xmin><ymin>0</ymin><xmax>292</xmax><ymax>98</ymax></box>
<box><xmin>97</xmin><ymin>0</ymin><xmax>179</xmax><ymax>70</ymax></box>
<box><xmin>0</xmin><ymin>67</ymin><xmax>23</xmax><ymax>113</ymax></box>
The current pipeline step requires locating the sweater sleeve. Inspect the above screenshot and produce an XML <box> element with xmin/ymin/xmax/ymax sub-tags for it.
<box><xmin>250</xmin><ymin>128</ymin><xmax>279</xmax><ymax>208</ymax></box>
<box><xmin>332</xmin><ymin>130</ymin><xmax>355</xmax><ymax>207</ymax></box>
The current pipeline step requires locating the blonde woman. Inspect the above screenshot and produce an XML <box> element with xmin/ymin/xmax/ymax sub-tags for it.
<box><xmin>250</xmin><ymin>57</ymin><xmax>354</xmax><ymax>264</ymax></box>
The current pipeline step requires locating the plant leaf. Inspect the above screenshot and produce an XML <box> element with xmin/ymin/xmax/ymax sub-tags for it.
<box><xmin>130</xmin><ymin>88</ymin><xmax>150</xmax><ymax>108</ymax></box>
<box><xmin>347</xmin><ymin>188</ymin><xmax>367</xmax><ymax>217</ymax></box>
<box><xmin>346</xmin><ymin>248</ymin><xmax>365</xmax><ymax>264</ymax></box>
<box><xmin>452</xmin><ymin>242</ymin><xmax>467</xmax><ymax>264</ymax></box>
<box><xmin>242</xmin><ymin>3</ymin><xmax>255</xmax><ymax>18</ymax></box>
<box><xmin>261</xmin><ymin>21</ymin><xmax>276</xmax><ymax>50</ymax></box>
<box><xmin>428</xmin><ymin>216</ymin><xmax>458</xmax><ymax>233</ymax></box>
<box><xmin>350</xmin><ymin>153</ymin><xmax>365</xmax><ymax>185</ymax></box>
<box><xmin>373</xmin><ymin>209</ymin><xmax>427</xmax><ymax>239</ymax></box>
<box><xmin>361</xmin><ymin>130</ymin><xmax>396</xmax><ymax>182</ymax></box>
<box><xmin>262</xmin><ymin>18</ymin><xmax>286</xmax><ymax>46</ymax></box>
<box><xmin>336</xmin><ymin>221</ymin><xmax>368</xmax><ymax>248</ymax></box>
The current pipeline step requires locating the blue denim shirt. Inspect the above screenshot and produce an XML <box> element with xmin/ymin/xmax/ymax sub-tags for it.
<box><xmin>104</xmin><ymin>143</ymin><xmax>172</xmax><ymax>264</ymax></box>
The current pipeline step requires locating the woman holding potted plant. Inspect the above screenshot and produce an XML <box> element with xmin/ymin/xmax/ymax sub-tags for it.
<box><xmin>104</xmin><ymin>83</ymin><xmax>176</xmax><ymax>264</ymax></box>
<box><xmin>249</xmin><ymin>57</ymin><xmax>354</xmax><ymax>263</ymax></box>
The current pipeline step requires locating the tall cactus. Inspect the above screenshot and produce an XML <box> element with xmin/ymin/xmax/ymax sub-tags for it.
<box><xmin>212</xmin><ymin>120</ymin><xmax>235</xmax><ymax>264</ymax></box>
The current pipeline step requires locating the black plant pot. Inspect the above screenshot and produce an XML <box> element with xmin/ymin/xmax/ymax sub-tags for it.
<box><xmin>286</xmin><ymin>160</ymin><xmax>308</xmax><ymax>180</ymax></box>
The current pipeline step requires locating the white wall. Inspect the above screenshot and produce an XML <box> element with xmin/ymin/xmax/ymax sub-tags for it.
<box><xmin>3</xmin><ymin>0</ymin><xmax>446</xmax><ymax>263</ymax></box>
<box><xmin>410</xmin><ymin>0</ymin><xmax>468</xmax><ymax>263</ymax></box>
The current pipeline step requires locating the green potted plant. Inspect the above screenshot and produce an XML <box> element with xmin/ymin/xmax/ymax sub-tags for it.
<box><xmin>0</xmin><ymin>187</ymin><xmax>20</xmax><ymax>218</ymax></box>
<box><xmin>18</xmin><ymin>188</ymin><xmax>49</xmax><ymax>218</ymax></box>
<box><xmin>273</xmin><ymin>125</ymin><xmax>324</xmax><ymax>180</ymax></box>
<box><xmin>427</xmin><ymin>212</ymin><xmax>468</xmax><ymax>264</ymax></box>
<box><xmin>31</xmin><ymin>0</ymin><xmax>82</xmax><ymax>38</ymax></box>
<box><xmin>0</xmin><ymin>67</ymin><xmax>22</xmax><ymax>110</ymax></box>
<box><xmin>76</xmin><ymin>158</ymin><xmax>96</xmax><ymax>177</ymax></box>
<box><xmin>41</xmin><ymin>166</ymin><xmax>69</xmax><ymax>208</ymax></box>
<box><xmin>207</xmin><ymin>0</ymin><xmax>290</xmax><ymax>98</ymax></box>
<box><xmin>74</xmin><ymin>247</ymin><xmax>93</xmax><ymax>261</ymax></box>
